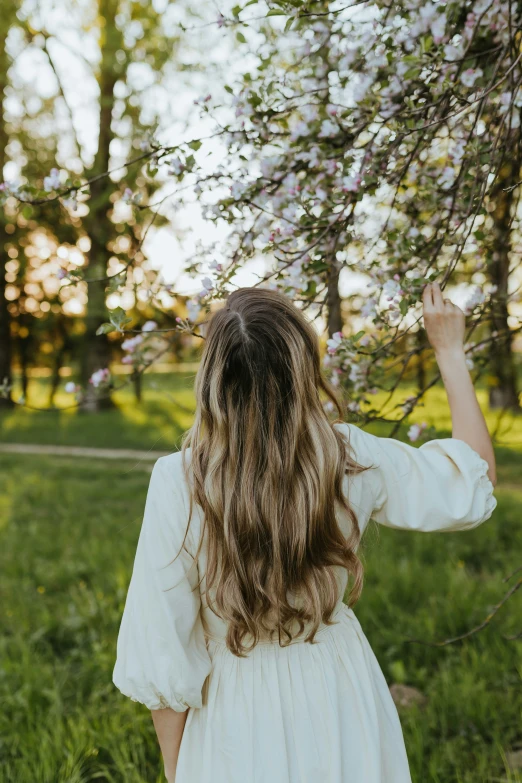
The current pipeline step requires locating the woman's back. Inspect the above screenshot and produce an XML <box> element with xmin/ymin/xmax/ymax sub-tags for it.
<box><xmin>113</xmin><ymin>284</ymin><xmax>496</xmax><ymax>783</ymax></box>
<box><xmin>114</xmin><ymin>422</ymin><xmax>494</xmax><ymax>783</ymax></box>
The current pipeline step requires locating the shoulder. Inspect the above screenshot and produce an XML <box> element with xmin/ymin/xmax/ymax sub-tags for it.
<box><xmin>149</xmin><ymin>450</ymin><xmax>192</xmax><ymax>508</ymax></box>
<box><xmin>333</xmin><ymin>421</ymin><xmax>381</xmax><ymax>469</ymax></box>
<box><xmin>154</xmin><ymin>449</ymin><xmax>188</xmax><ymax>475</ymax></box>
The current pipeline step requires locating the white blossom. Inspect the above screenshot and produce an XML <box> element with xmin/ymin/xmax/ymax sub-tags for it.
<box><xmin>122</xmin><ymin>334</ymin><xmax>144</xmax><ymax>352</ymax></box>
<box><xmin>43</xmin><ymin>168</ymin><xmax>60</xmax><ymax>192</ymax></box>
<box><xmin>326</xmin><ymin>331</ymin><xmax>343</xmax><ymax>355</ymax></box>
<box><xmin>89</xmin><ymin>368</ymin><xmax>110</xmax><ymax>388</ymax></box>
<box><xmin>407</xmin><ymin>422</ymin><xmax>427</xmax><ymax>442</ymax></box>
<box><xmin>461</xmin><ymin>68</ymin><xmax>483</xmax><ymax>88</ymax></box>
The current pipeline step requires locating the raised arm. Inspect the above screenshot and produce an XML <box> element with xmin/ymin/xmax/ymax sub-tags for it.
<box><xmin>422</xmin><ymin>282</ymin><xmax>497</xmax><ymax>486</ymax></box>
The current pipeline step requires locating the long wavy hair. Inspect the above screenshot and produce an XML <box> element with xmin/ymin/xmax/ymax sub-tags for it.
<box><xmin>181</xmin><ymin>287</ymin><xmax>366</xmax><ymax>657</ymax></box>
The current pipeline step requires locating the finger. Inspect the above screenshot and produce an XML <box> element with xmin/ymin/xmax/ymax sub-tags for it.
<box><xmin>431</xmin><ymin>282</ymin><xmax>444</xmax><ymax>309</ymax></box>
<box><xmin>422</xmin><ymin>283</ymin><xmax>434</xmax><ymax>309</ymax></box>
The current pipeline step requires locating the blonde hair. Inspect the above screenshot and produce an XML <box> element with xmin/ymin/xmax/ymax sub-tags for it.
<box><xmin>182</xmin><ymin>287</ymin><xmax>365</xmax><ymax>657</ymax></box>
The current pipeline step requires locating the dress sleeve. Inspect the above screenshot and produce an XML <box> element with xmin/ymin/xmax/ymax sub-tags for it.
<box><xmin>113</xmin><ymin>456</ymin><xmax>211</xmax><ymax>712</ymax></box>
<box><xmin>339</xmin><ymin>423</ymin><xmax>496</xmax><ymax>532</ymax></box>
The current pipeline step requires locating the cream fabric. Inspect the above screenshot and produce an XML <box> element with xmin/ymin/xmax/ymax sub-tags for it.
<box><xmin>113</xmin><ymin>423</ymin><xmax>496</xmax><ymax>782</ymax></box>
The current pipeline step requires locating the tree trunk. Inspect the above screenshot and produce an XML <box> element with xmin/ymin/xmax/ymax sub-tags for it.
<box><xmin>79</xmin><ymin>0</ymin><xmax>122</xmax><ymax>412</ymax></box>
<box><xmin>0</xmin><ymin>221</ymin><xmax>12</xmax><ymax>409</ymax></box>
<box><xmin>487</xmin><ymin>156</ymin><xmax>520</xmax><ymax>410</ymax></box>
<box><xmin>132</xmin><ymin>369</ymin><xmax>142</xmax><ymax>404</ymax></box>
<box><xmin>19</xmin><ymin>333</ymin><xmax>29</xmax><ymax>401</ymax></box>
<box><xmin>415</xmin><ymin>330</ymin><xmax>426</xmax><ymax>394</ymax></box>
<box><xmin>326</xmin><ymin>260</ymin><xmax>343</xmax><ymax>337</ymax></box>
<box><xmin>0</xmin><ymin>30</ymin><xmax>13</xmax><ymax>409</ymax></box>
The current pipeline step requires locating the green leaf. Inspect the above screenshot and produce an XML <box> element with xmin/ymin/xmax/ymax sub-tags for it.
<box><xmin>284</xmin><ymin>16</ymin><xmax>294</xmax><ymax>32</ymax></box>
<box><xmin>188</xmin><ymin>139</ymin><xmax>202</xmax><ymax>151</ymax></box>
<box><xmin>399</xmin><ymin>299</ymin><xmax>409</xmax><ymax>316</ymax></box>
<box><xmin>96</xmin><ymin>322</ymin><xmax>116</xmax><ymax>336</ymax></box>
<box><xmin>267</xmin><ymin>10</ymin><xmax>286</xmax><ymax>16</ymax></box>
<box><xmin>109</xmin><ymin>307</ymin><xmax>132</xmax><ymax>332</ymax></box>
<box><xmin>224</xmin><ymin>85</ymin><xmax>233</xmax><ymax>94</ymax></box>
<box><xmin>236</xmin><ymin>31</ymin><xmax>247</xmax><ymax>43</ymax></box>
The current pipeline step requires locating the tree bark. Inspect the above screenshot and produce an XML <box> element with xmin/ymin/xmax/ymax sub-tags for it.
<box><xmin>79</xmin><ymin>0</ymin><xmax>122</xmax><ymax>411</ymax></box>
<box><xmin>415</xmin><ymin>330</ymin><xmax>426</xmax><ymax>394</ymax></box>
<box><xmin>326</xmin><ymin>260</ymin><xmax>343</xmax><ymax>337</ymax></box>
<box><xmin>0</xmin><ymin>29</ymin><xmax>13</xmax><ymax>409</ymax></box>
<box><xmin>487</xmin><ymin>156</ymin><xmax>520</xmax><ymax>411</ymax></box>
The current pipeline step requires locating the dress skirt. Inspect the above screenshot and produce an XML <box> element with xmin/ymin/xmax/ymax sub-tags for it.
<box><xmin>176</xmin><ymin>604</ymin><xmax>412</xmax><ymax>783</ymax></box>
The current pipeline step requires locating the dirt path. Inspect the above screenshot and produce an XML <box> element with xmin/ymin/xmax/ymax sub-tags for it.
<box><xmin>0</xmin><ymin>443</ymin><xmax>171</xmax><ymax>462</ymax></box>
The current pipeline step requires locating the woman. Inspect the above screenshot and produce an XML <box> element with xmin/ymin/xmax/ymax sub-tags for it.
<box><xmin>113</xmin><ymin>282</ymin><xmax>496</xmax><ymax>783</ymax></box>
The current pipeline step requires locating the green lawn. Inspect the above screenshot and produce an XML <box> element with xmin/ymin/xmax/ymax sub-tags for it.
<box><xmin>1</xmin><ymin>372</ymin><xmax>521</xmax><ymax>782</ymax></box>
<box><xmin>0</xmin><ymin>371</ymin><xmax>196</xmax><ymax>451</ymax></box>
<box><xmin>1</xmin><ymin>450</ymin><xmax>521</xmax><ymax>783</ymax></box>
<box><xmin>1</xmin><ymin>369</ymin><xmax>521</xmax><ymax>454</ymax></box>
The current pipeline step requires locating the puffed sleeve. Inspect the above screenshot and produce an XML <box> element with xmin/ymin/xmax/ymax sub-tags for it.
<box><xmin>113</xmin><ymin>455</ymin><xmax>211</xmax><ymax>711</ymax></box>
<box><xmin>338</xmin><ymin>423</ymin><xmax>496</xmax><ymax>532</ymax></box>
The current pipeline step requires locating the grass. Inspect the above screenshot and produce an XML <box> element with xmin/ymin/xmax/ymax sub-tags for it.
<box><xmin>0</xmin><ymin>371</ymin><xmax>196</xmax><ymax>451</ymax></box>
<box><xmin>1</xmin><ymin>369</ymin><xmax>521</xmax><ymax>454</ymax></box>
<box><xmin>1</xmin><ymin>373</ymin><xmax>521</xmax><ymax>782</ymax></box>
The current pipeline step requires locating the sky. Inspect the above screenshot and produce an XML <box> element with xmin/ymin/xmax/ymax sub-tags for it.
<box><xmin>6</xmin><ymin>0</ymin><xmax>375</xmax><ymax>312</ymax></box>
<box><xmin>5</xmin><ymin>0</ymin><xmax>268</xmax><ymax>299</ymax></box>
<box><xmin>5</xmin><ymin>0</ymin><xmax>498</xmax><ymax>324</ymax></box>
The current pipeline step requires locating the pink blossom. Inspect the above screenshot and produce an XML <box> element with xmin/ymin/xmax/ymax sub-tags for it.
<box><xmin>122</xmin><ymin>334</ymin><xmax>143</xmax><ymax>352</ymax></box>
<box><xmin>431</xmin><ymin>13</ymin><xmax>447</xmax><ymax>44</ymax></box>
<box><xmin>341</xmin><ymin>174</ymin><xmax>361</xmax><ymax>193</ymax></box>
<box><xmin>64</xmin><ymin>381</ymin><xmax>79</xmax><ymax>393</ymax></box>
<box><xmin>326</xmin><ymin>331</ymin><xmax>343</xmax><ymax>355</ymax></box>
<box><xmin>382</xmin><ymin>279</ymin><xmax>402</xmax><ymax>301</ymax></box>
<box><xmin>89</xmin><ymin>368</ymin><xmax>110</xmax><ymax>388</ymax></box>
<box><xmin>141</xmin><ymin>320</ymin><xmax>158</xmax><ymax>332</ymax></box>
<box><xmin>461</xmin><ymin>68</ymin><xmax>483</xmax><ymax>88</ymax></box>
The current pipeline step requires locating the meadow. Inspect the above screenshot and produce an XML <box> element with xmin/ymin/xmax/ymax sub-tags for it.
<box><xmin>1</xmin><ymin>370</ymin><xmax>521</xmax><ymax>782</ymax></box>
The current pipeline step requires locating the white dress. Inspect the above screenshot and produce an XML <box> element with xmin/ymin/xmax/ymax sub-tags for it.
<box><xmin>113</xmin><ymin>423</ymin><xmax>496</xmax><ymax>783</ymax></box>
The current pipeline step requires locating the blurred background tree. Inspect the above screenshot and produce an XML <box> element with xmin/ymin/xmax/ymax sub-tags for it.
<box><xmin>1</xmin><ymin>0</ymin><xmax>195</xmax><ymax>410</ymax></box>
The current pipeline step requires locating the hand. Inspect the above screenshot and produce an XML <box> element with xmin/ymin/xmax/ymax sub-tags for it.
<box><xmin>422</xmin><ymin>282</ymin><xmax>465</xmax><ymax>358</ymax></box>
